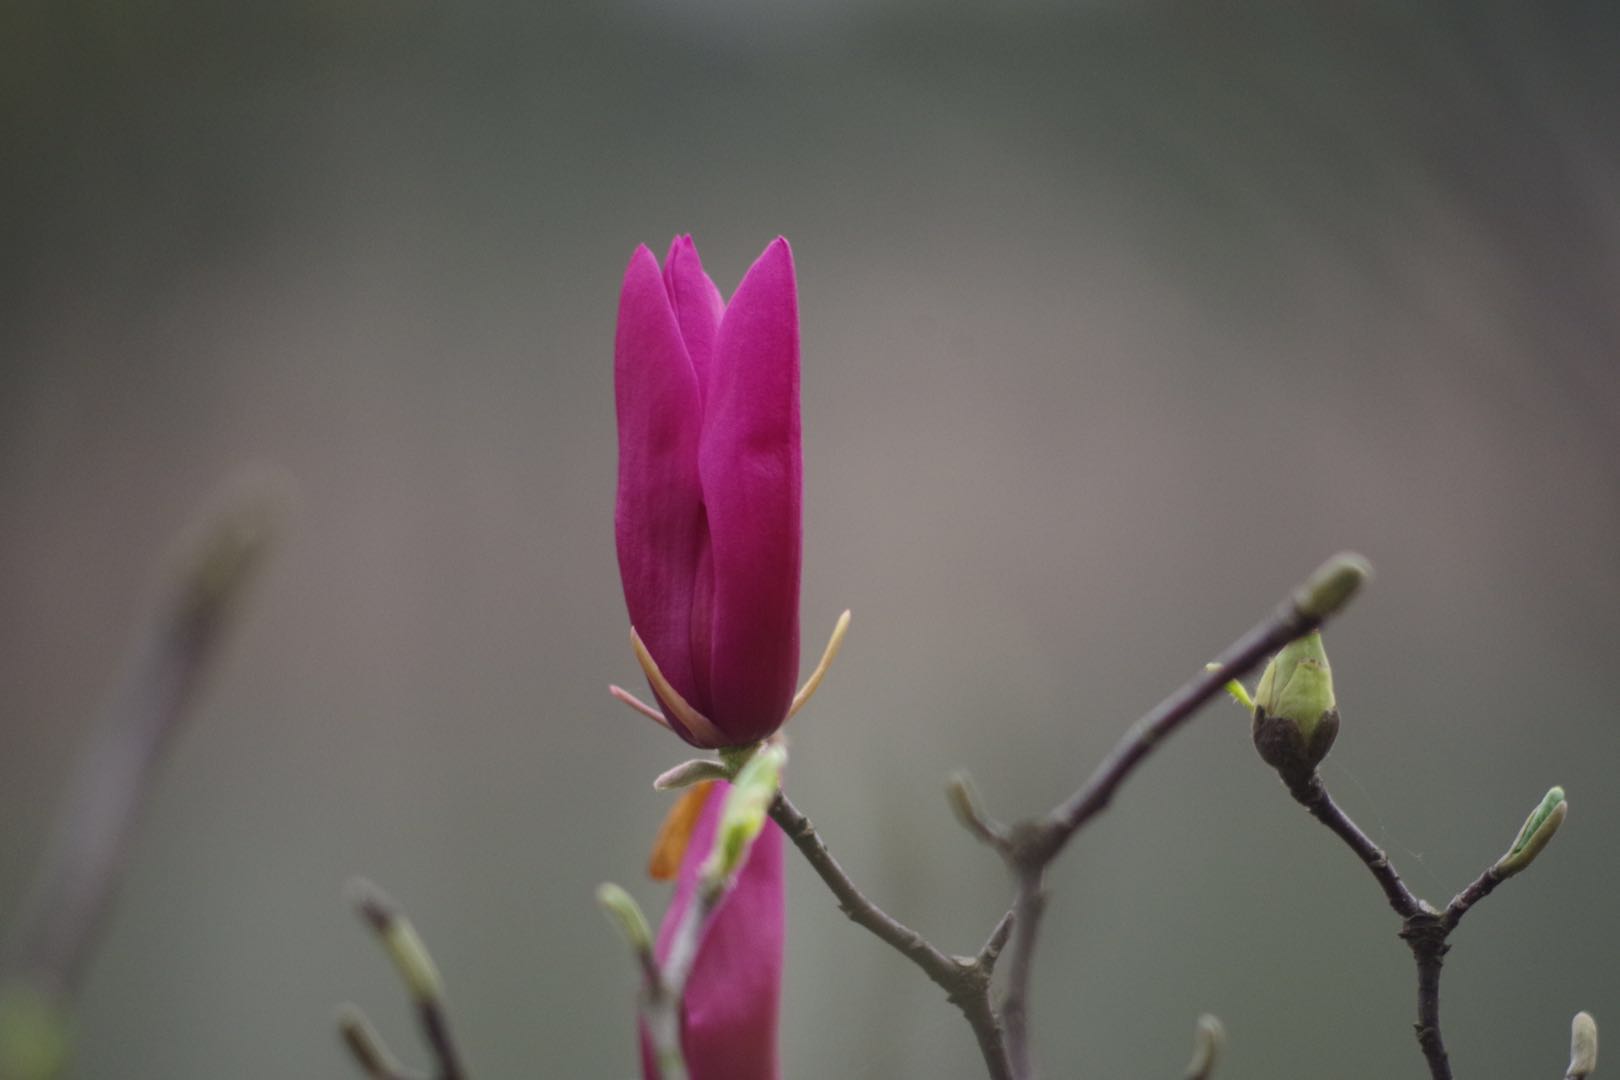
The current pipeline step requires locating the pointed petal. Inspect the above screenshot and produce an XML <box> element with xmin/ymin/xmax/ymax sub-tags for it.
<box><xmin>645</xmin><ymin>781</ymin><xmax>783</xmax><ymax>1080</ymax></box>
<box><xmin>616</xmin><ymin>244</ymin><xmax>707</xmax><ymax>716</ymax></box>
<box><xmin>698</xmin><ymin>238</ymin><xmax>802</xmax><ymax>742</ymax></box>
<box><xmin>663</xmin><ymin>235</ymin><xmax>726</xmax><ymax>402</ymax></box>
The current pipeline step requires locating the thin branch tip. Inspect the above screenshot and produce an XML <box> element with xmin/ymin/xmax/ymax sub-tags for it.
<box><xmin>946</xmin><ymin>771</ymin><xmax>1009</xmax><ymax>849</ymax></box>
<box><xmin>1185</xmin><ymin>1013</ymin><xmax>1226</xmax><ymax>1080</ymax></box>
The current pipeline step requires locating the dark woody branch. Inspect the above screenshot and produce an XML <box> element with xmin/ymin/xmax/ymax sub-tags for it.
<box><xmin>772</xmin><ymin>553</ymin><xmax>1368</xmax><ymax>1080</ymax></box>
<box><xmin>1266</xmin><ymin>716</ymin><xmax>1567</xmax><ymax>1079</ymax></box>
<box><xmin>966</xmin><ymin>553</ymin><xmax>1371</xmax><ymax>1079</ymax></box>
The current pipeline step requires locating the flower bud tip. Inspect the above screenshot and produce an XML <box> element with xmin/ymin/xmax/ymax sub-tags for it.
<box><xmin>345</xmin><ymin>878</ymin><xmax>443</xmax><ymax>1004</ymax></box>
<box><xmin>1293</xmin><ymin>552</ymin><xmax>1371</xmax><ymax>621</ymax></box>
<box><xmin>343</xmin><ymin>876</ymin><xmax>396</xmax><ymax>932</ymax></box>
<box><xmin>1185</xmin><ymin>1013</ymin><xmax>1225</xmax><ymax>1079</ymax></box>
<box><xmin>1495</xmin><ymin>786</ymin><xmax>1567</xmax><ymax>878</ymax></box>
<box><xmin>1568</xmin><ymin>1011</ymin><xmax>1598</xmax><ymax>1079</ymax></box>
<box><xmin>595</xmin><ymin>883</ymin><xmax>654</xmax><ymax>958</ymax></box>
<box><xmin>336</xmin><ymin>1004</ymin><xmax>402</xmax><ymax>1077</ymax></box>
<box><xmin>945</xmin><ymin>771</ymin><xmax>1004</xmax><ymax>846</ymax></box>
<box><xmin>173</xmin><ymin>465</ymin><xmax>295</xmax><ymax>628</ymax></box>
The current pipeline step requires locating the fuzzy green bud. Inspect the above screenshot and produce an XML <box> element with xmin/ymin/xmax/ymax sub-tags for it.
<box><xmin>1494</xmin><ymin>786</ymin><xmax>1567</xmax><ymax>879</ymax></box>
<box><xmin>702</xmin><ymin>743</ymin><xmax>786</xmax><ymax>891</ymax></box>
<box><xmin>345</xmin><ymin>878</ymin><xmax>443</xmax><ymax>1005</ymax></box>
<box><xmin>1568</xmin><ymin>1011</ymin><xmax>1598</xmax><ymax>1080</ymax></box>
<box><xmin>594</xmin><ymin>883</ymin><xmax>654</xmax><ymax>961</ymax></box>
<box><xmin>1291</xmin><ymin>552</ymin><xmax>1371</xmax><ymax>622</ymax></box>
<box><xmin>1184</xmin><ymin>1014</ymin><xmax>1225</xmax><ymax>1080</ymax></box>
<box><xmin>1251</xmin><ymin>631</ymin><xmax>1340</xmax><ymax>777</ymax></box>
<box><xmin>944</xmin><ymin>770</ymin><xmax>1013</xmax><ymax>848</ymax></box>
<box><xmin>336</xmin><ymin>1004</ymin><xmax>404</xmax><ymax>1079</ymax></box>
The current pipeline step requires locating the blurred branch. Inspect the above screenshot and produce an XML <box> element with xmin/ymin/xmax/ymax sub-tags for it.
<box><xmin>0</xmin><ymin>470</ymin><xmax>288</xmax><ymax>1079</ymax></box>
<box><xmin>341</xmin><ymin>880</ymin><xmax>467</xmax><ymax>1080</ymax></box>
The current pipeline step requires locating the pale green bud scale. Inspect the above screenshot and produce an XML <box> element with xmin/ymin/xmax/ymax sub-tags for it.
<box><xmin>595</xmin><ymin>882</ymin><xmax>654</xmax><ymax>958</ymax></box>
<box><xmin>702</xmin><ymin>743</ymin><xmax>786</xmax><ymax>889</ymax></box>
<box><xmin>1495</xmin><ymin>786</ymin><xmax>1567</xmax><ymax>878</ymax></box>
<box><xmin>1568</xmin><ymin>1011</ymin><xmax>1598</xmax><ymax>1079</ymax></box>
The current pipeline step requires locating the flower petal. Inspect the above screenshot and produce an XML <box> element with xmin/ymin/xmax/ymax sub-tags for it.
<box><xmin>698</xmin><ymin>238</ymin><xmax>802</xmax><ymax>742</ymax></box>
<box><xmin>663</xmin><ymin>235</ymin><xmax>726</xmax><ymax>405</ymax></box>
<box><xmin>643</xmin><ymin>781</ymin><xmax>783</xmax><ymax>1080</ymax></box>
<box><xmin>616</xmin><ymin>244</ymin><xmax>707</xmax><ymax>726</ymax></box>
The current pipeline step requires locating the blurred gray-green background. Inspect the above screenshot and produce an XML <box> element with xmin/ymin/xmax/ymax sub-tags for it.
<box><xmin>3</xmin><ymin>2</ymin><xmax>1617</xmax><ymax>1076</ymax></box>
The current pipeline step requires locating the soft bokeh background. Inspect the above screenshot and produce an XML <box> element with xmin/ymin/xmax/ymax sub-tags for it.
<box><xmin>3</xmin><ymin>2</ymin><xmax>1617</xmax><ymax>1076</ymax></box>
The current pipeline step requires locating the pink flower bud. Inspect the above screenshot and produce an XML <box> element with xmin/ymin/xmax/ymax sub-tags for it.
<box><xmin>615</xmin><ymin>236</ymin><xmax>803</xmax><ymax>747</ymax></box>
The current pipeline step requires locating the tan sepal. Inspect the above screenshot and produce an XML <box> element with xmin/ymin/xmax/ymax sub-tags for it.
<box><xmin>647</xmin><ymin>781</ymin><xmax>718</xmax><ymax>881</ymax></box>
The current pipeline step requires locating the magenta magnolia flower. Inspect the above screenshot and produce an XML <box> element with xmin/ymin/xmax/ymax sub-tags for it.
<box><xmin>640</xmin><ymin>781</ymin><xmax>785</xmax><ymax>1080</ymax></box>
<box><xmin>613</xmin><ymin>236</ymin><xmax>804</xmax><ymax>748</ymax></box>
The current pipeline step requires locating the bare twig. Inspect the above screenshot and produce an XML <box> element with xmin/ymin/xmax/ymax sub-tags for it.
<box><xmin>1284</xmin><ymin>774</ymin><xmax>1422</xmax><ymax>919</ymax></box>
<box><xmin>1279</xmin><ymin>765</ymin><xmax>1456</xmax><ymax>1078</ymax></box>
<box><xmin>0</xmin><ymin>471</ymin><xmax>287</xmax><ymax>1008</ymax></box>
<box><xmin>1442</xmin><ymin>865</ymin><xmax>1505</xmax><ymax>930</ymax></box>
<box><xmin>769</xmin><ymin>792</ymin><xmax>1014</xmax><ymax>1080</ymax></box>
<box><xmin>770</xmin><ymin>555</ymin><xmax>1367</xmax><ymax>1080</ymax></box>
<box><xmin>975</xmin><ymin>554</ymin><xmax>1370</xmax><ymax>1078</ymax></box>
<box><xmin>1277</xmin><ymin>769</ymin><xmax>1569</xmax><ymax>1079</ymax></box>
